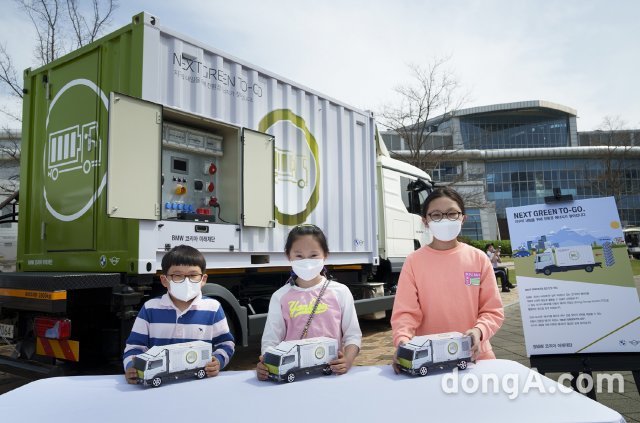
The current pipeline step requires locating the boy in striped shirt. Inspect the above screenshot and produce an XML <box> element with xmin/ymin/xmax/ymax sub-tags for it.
<box><xmin>124</xmin><ymin>245</ymin><xmax>235</xmax><ymax>383</ymax></box>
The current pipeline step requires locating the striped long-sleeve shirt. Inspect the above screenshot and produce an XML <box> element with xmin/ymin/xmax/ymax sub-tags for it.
<box><xmin>123</xmin><ymin>293</ymin><xmax>235</xmax><ymax>370</ymax></box>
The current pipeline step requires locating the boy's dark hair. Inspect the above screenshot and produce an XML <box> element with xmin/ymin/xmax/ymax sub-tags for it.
<box><xmin>161</xmin><ymin>245</ymin><xmax>206</xmax><ymax>273</ymax></box>
<box><xmin>421</xmin><ymin>187</ymin><xmax>466</xmax><ymax>218</ymax></box>
<box><xmin>284</xmin><ymin>224</ymin><xmax>329</xmax><ymax>257</ymax></box>
<box><xmin>485</xmin><ymin>243</ymin><xmax>495</xmax><ymax>251</ymax></box>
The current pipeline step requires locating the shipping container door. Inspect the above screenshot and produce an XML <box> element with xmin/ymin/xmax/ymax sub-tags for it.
<box><xmin>242</xmin><ymin>129</ymin><xmax>275</xmax><ymax>227</ymax></box>
<box><xmin>107</xmin><ymin>93</ymin><xmax>162</xmax><ymax>220</ymax></box>
<box><xmin>43</xmin><ymin>50</ymin><xmax>103</xmax><ymax>251</ymax></box>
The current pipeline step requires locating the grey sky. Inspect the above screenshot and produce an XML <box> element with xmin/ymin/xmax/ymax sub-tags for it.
<box><xmin>1</xmin><ymin>0</ymin><xmax>638</xmax><ymax>131</ymax></box>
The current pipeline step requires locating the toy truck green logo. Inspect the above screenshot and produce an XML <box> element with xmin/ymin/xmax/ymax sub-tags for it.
<box><xmin>263</xmin><ymin>337</ymin><xmax>338</xmax><ymax>383</ymax></box>
<box><xmin>397</xmin><ymin>332</ymin><xmax>472</xmax><ymax>376</ymax></box>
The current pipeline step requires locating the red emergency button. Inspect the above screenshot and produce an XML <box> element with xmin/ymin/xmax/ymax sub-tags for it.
<box><xmin>208</xmin><ymin>163</ymin><xmax>217</xmax><ymax>175</ymax></box>
<box><xmin>208</xmin><ymin>182</ymin><xmax>215</xmax><ymax>192</ymax></box>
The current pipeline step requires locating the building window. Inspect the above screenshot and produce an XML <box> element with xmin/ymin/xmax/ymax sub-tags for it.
<box><xmin>461</xmin><ymin>208</ymin><xmax>482</xmax><ymax>240</ymax></box>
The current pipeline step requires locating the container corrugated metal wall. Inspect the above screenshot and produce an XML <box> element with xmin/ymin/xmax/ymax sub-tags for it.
<box><xmin>141</xmin><ymin>21</ymin><xmax>377</xmax><ymax>262</ymax></box>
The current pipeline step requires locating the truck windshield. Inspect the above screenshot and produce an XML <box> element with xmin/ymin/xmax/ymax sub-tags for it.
<box><xmin>263</xmin><ymin>352</ymin><xmax>280</xmax><ymax>366</ymax></box>
<box><xmin>132</xmin><ymin>357</ymin><xmax>146</xmax><ymax>371</ymax></box>
<box><xmin>397</xmin><ymin>347</ymin><xmax>414</xmax><ymax>361</ymax></box>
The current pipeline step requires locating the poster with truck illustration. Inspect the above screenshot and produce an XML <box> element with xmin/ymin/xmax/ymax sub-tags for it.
<box><xmin>133</xmin><ymin>341</ymin><xmax>212</xmax><ymax>387</ymax></box>
<box><xmin>506</xmin><ymin>197</ymin><xmax>640</xmax><ymax>356</ymax></box>
<box><xmin>534</xmin><ymin>245</ymin><xmax>602</xmax><ymax>275</ymax></box>
<box><xmin>396</xmin><ymin>332</ymin><xmax>472</xmax><ymax>376</ymax></box>
<box><xmin>263</xmin><ymin>337</ymin><xmax>338</xmax><ymax>383</ymax></box>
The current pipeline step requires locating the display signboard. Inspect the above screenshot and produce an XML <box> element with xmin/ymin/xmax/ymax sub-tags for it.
<box><xmin>506</xmin><ymin>197</ymin><xmax>640</xmax><ymax>356</ymax></box>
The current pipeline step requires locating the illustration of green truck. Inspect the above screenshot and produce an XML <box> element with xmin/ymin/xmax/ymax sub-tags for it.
<box><xmin>534</xmin><ymin>245</ymin><xmax>602</xmax><ymax>275</ymax></box>
<box><xmin>263</xmin><ymin>337</ymin><xmax>338</xmax><ymax>383</ymax></box>
<box><xmin>396</xmin><ymin>332</ymin><xmax>472</xmax><ymax>376</ymax></box>
<box><xmin>132</xmin><ymin>341</ymin><xmax>212</xmax><ymax>387</ymax></box>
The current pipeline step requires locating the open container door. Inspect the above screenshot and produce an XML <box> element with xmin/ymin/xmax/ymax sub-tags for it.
<box><xmin>107</xmin><ymin>92</ymin><xmax>162</xmax><ymax>220</ymax></box>
<box><xmin>242</xmin><ymin>129</ymin><xmax>275</xmax><ymax>227</ymax></box>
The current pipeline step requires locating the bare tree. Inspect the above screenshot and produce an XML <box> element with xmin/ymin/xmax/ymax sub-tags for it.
<box><xmin>0</xmin><ymin>0</ymin><xmax>118</xmax><ymax>196</ymax></box>
<box><xmin>379</xmin><ymin>57</ymin><xmax>467</xmax><ymax>173</ymax></box>
<box><xmin>1</xmin><ymin>0</ymin><xmax>118</xmax><ymax>117</ymax></box>
<box><xmin>583</xmin><ymin>116</ymin><xmax>638</xmax><ymax>209</ymax></box>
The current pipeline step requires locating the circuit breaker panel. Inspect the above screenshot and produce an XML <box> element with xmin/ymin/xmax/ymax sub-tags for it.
<box><xmin>161</xmin><ymin>123</ymin><xmax>224</xmax><ymax>222</ymax></box>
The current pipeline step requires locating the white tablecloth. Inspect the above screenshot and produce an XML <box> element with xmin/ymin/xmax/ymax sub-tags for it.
<box><xmin>0</xmin><ymin>359</ymin><xmax>624</xmax><ymax>423</ymax></box>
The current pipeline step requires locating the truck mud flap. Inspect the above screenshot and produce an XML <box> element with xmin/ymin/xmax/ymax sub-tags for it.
<box><xmin>0</xmin><ymin>354</ymin><xmax>65</xmax><ymax>379</ymax></box>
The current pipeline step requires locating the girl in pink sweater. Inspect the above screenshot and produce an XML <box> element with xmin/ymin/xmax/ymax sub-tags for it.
<box><xmin>391</xmin><ymin>187</ymin><xmax>504</xmax><ymax>369</ymax></box>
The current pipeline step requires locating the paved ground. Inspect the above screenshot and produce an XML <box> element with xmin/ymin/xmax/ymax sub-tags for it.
<box><xmin>1</xmin><ymin>285</ymin><xmax>638</xmax><ymax>421</ymax></box>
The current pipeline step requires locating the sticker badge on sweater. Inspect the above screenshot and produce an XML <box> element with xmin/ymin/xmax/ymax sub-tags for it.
<box><xmin>464</xmin><ymin>272</ymin><xmax>481</xmax><ymax>286</ymax></box>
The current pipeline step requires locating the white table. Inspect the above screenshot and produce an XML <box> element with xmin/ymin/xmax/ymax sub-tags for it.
<box><xmin>0</xmin><ymin>359</ymin><xmax>624</xmax><ymax>423</ymax></box>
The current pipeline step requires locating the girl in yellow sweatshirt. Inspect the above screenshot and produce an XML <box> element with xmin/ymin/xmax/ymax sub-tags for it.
<box><xmin>391</xmin><ymin>187</ymin><xmax>504</xmax><ymax>367</ymax></box>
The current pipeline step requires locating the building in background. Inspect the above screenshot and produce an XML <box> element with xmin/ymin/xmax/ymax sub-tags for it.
<box><xmin>382</xmin><ymin>101</ymin><xmax>640</xmax><ymax>240</ymax></box>
<box><xmin>0</xmin><ymin>130</ymin><xmax>20</xmax><ymax>270</ymax></box>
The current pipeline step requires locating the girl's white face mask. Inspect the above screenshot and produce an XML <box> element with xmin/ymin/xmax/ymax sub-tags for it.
<box><xmin>291</xmin><ymin>258</ymin><xmax>324</xmax><ymax>281</ymax></box>
<box><xmin>427</xmin><ymin>219</ymin><xmax>462</xmax><ymax>242</ymax></box>
<box><xmin>169</xmin><ymin>279</ymin><xmax>201</xmax><ymax>302</ymax></box>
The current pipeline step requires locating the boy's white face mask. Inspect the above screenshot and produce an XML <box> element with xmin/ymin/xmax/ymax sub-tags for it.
<box><xmin>169</xmin><ymin>279</ymin><xmax>201</xmax><ymax>302</ymax></box>
<box><xmin>291</xmin><ymin>258</ymin><xmax>324</xmax><ymax>281</ymax></box>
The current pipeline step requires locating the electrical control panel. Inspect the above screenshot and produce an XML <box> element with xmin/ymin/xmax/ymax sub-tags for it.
<box><xmin>161</xmin><ymin>123</ymin><xmax>223</xmax><ymax>222</ymax></box>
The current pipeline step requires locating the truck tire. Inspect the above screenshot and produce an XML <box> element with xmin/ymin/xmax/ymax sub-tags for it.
<box><xmin>151</xmin><ymin>377</ymin><xmax>162</xmax><ymax>388</ymax></box>
<box><xmin>457</xmin><ymin>360</ymin><xmax>467</xmax><ymax>370</ymax></box>
<box><xmin>196</xmin><ymin>369</ymin><xmax>206</xmax><ymax>379</ymax></box>
<box><xmin>585</xmin><ymin>265</ymin><xmax>594</xmax><ymax>272</ymax></box>
<box><xmin>286</xmin><ymin>372</ymin><xmax>296</xmax><ymax>383</ymax></box>
<box><xmin>543</xmin><ymin>268</ymin><xmax>552</xmax><ymax>276</ymax></box>
<box><xmin>418</xmin><ymin>366</ymin><xmax>428</xmax><ymax>376</ymax></box>
<box><xmin>322</xmin><ymin>366</ymin><xmax>332</xmax><ymax>375</ymax></box>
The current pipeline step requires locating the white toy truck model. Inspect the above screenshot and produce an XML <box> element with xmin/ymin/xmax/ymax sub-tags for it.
<box><xmin>396</xmin><ymin>332</ymin><xmax>472</xmax><ymax>376</ymax></box>
<box><xmin>133</xmin><ymin>341</ymin><xmax>212</xmax><ymax>387</ymax></box>
<box><xmin>263</xmin><ymin>337</ymin><xmax>338</xmax><ymax>383</ymax></box>
<box><xmin>534</xmin><ymin>245</ymin><xmax>602</xmax><ymax>276</ymax></box>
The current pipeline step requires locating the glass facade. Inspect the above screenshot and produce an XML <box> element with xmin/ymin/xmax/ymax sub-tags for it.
<box><xmin>460</xmin><ymin>115</ymin><xmax>569</xmax><ymax>149</ymax></box>
<box><xmin>486</xmin><ymin>159</ymin><xmax>640</xmax><ymax>229</ymax></box>
<box><xmin>461</xmin><ymin>208</ymin><xmax>482</xmax><ymax>240</ymax></box>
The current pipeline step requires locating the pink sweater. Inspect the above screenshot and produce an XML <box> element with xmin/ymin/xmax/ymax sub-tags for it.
<box><xmin>391</xmin><ymin>243</ymin><xmax>504</xmax><ymax>360</ymax></box>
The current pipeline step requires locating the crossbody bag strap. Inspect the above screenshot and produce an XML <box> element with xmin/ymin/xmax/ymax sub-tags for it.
<box><xmin>299</xmin><ymin>278</ymin><xmax>330</xmax><ymax>339</ymax></box>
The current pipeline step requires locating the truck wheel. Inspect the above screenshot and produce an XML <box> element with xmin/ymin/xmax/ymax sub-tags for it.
<box><xmin>322</xmin><ymin>366</ymin><xmax>332</xmax><ymax>375</ymax></box>
<box><xmin>543</xmin><ymin>268</ymin><xmax>552</xmax><ymax>276</ymax></box>
<box><xmin>286</xmin><ymin>372</ymin><xmax>296</xmax><ymax>383</ymax></box>
<box><xmin>457</xmin><ymin>360</ymin><xmax>467</xmax><ymax>370</ymax></box>
<box><xmin>418</xmin><ymin>366</ymin><xmax>428</xmax><ymax>376</ymax></box>
<box><xmin>585</xmin><ymin>265</ymin><xmax>594</xmax><ymax>272</ymax></box>
<box><xmin>151</xmin><ymin>377</ymin><xmax>162</xmax><ymax>388</ymax></box>
<box><xmin>196</xmin><ymin>369</ymin><xmax>206</xmax><ymax>379</ymax></box>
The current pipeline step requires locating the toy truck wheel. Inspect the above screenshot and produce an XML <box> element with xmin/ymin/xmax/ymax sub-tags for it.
<box><xmin>286</xmin><ymin>372</ymin><xmax>296</xmax><ymax>383</ymax></box>
<box><xmin>196</xmin><ymin>369</ymin><xmax>206</xmax><ymax>379</ymax></box>
<box><xmin>418</xmin><ymin>366</ymin><xmax>428</xmax><ymax>376</ymax></box>
<box><xmin>457</xmin><ymin>360</ymin><xmax>467</xmax><ymax>370</ymax></box>
<box><xmin>151</xmin><ymin>377</ymin><xmax>162</xmax><ymax>388</ymax></box>
<box><xmin>585</xmin><ymin>265</ymin><xmax>594</xmax><ymax>272</ymax></box>
<box><xmin>543</xmin><ymin>268</ymin><xmax>552</xmax><ymax>276</ymax></box>
<box><xmin>322</xmin><ymin>366</ymin><xmax>332</xmax><ymax>375</ymax></box>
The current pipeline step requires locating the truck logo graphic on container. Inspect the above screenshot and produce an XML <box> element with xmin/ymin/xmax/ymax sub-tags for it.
<box><xmin>259</xmin><ymin>109</ymin><xmax>320</xmax><ymax>225</ymax></box>
<box><xmin>43</xmin><ymin>79</ymin><xmax>109</xmax><ymax>222</ymax></box>
<box><xmin>275</xmin><ymin>147</ymin><xmax>309</xmax><ymax>188</ymax></box>
<box><xmin>47</xmin><ymin>122</ymin><xmax>102</xmax><ymax>181</ymax></box>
